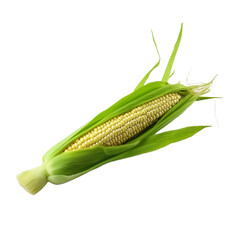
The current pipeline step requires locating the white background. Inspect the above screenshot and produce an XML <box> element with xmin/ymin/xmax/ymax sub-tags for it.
<box><xmin>0</xmin><ymin>1</ymin><xmax>239</xmax><ymax>239</ymax></box>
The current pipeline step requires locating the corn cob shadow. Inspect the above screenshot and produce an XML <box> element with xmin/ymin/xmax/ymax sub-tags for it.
<box><xmin>17</xmin><ymin>23</ymin><xmax>216</xmax><ymax>195</ymax></box>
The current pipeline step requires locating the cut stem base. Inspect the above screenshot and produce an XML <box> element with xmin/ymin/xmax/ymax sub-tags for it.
<box><xmin>17</xmin><ymin>165</ymin><xmax>48</xmax><ymax>195</ymax></box>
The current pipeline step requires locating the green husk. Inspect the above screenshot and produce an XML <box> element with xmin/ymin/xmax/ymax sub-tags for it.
<box><xmin>162</xmin><ymin>23</ymin><xmax>183</xmax><ymax>82</ymax></box>
<box><xmin>134</xmin><ymin>30</ymin><xmax>160</xmax><ymax>91</ymax></box>
<box><xmin>47</xmin><ymin>125</ymin><xmax>209</xmax><ymax>184</ymax></box>
<box><xmin>17</xmin><ymin>24</ymin><xmax>215</xmax><ymax>194</ymax></box>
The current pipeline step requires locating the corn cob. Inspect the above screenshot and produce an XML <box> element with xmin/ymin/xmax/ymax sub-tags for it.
<box><xmin>17</xmin><ymin>24</ymin><xmax>215</xmax><ymax>195</ymax></box>
<box><xmin>65</xmin><ymin>93</ymin><xmax>182</xmax><ymax>152</ymax></box>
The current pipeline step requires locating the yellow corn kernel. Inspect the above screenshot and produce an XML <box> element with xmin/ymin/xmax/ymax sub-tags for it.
<box><xmin>64</xmin><ymin>92</ymin><xmax>182</xmax><ymax>152</ymax></box>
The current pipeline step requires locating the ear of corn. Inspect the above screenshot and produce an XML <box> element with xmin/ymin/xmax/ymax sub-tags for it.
<box><xmin>43</xmin><ymin>82</ymin><xmax>189</xmax><ymax>162</ymax></box>
<box><xmin>17</xmin><ymin>24</ymin><xmax>216</xmax><ymax>195</ymax></box>
<box><xmin>63</xmin><ymin>92</ymin><xmax>182</xmax><ymax>152</ymax></box>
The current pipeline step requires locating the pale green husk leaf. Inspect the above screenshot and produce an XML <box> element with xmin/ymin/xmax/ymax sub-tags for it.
<box><xmin>48</xmin><ymin>126</ymin><xmax>209</xmax><ymax>184</ymax></box>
